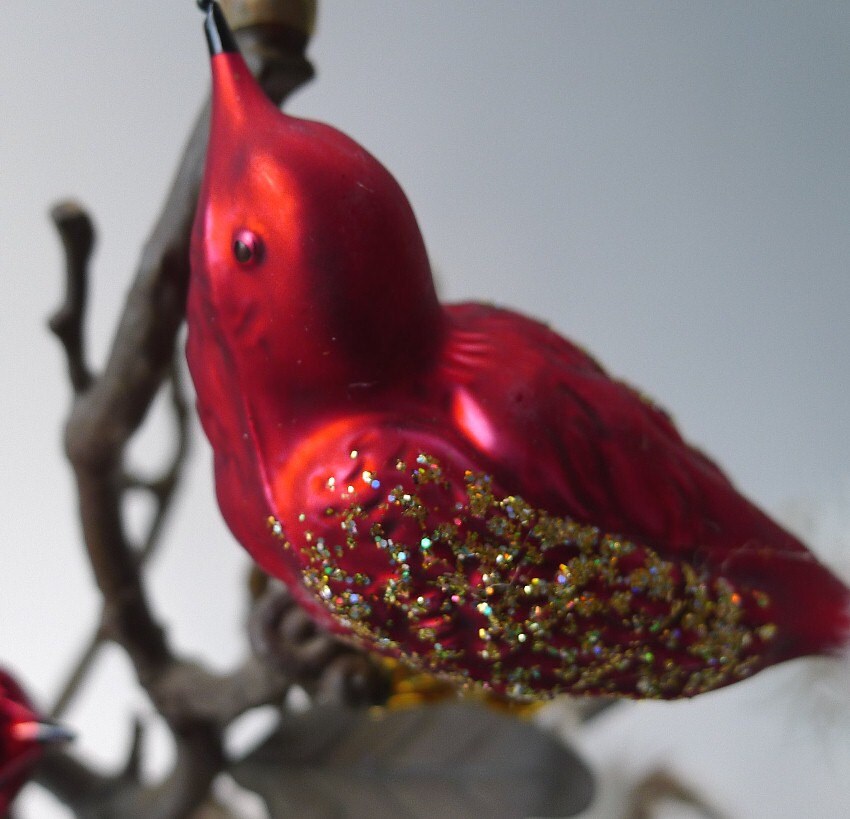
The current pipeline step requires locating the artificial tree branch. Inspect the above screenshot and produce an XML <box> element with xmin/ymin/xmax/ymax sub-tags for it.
<box><xmin>52</xmin><ymin>357</ymin><xmax>191</xmax><ymax>720</ymax></box>
<box><xmin>50</xmin><ymin>630</ymin><xmax>104</xmax><ymax>720</ymax></box>
<box><xmin>249</xmin><ymin>580</ymin><xmax>392</xmax><ymax>708</ymax></box>
<box><xmin>35</xmin><ymin>747</ymin><xmax>116</xmax><ymax>813</ymax></box>
<box><xmin>34</xmin><ymin>721</ymin><xmax>147</xmax><ymax>818</ymax></box>
<box><xmin>132</xmin><ymin>359</ymin><xmax>192</xmax><ymax>564</ymax></box>
<box><xmin>627</xmin><ymin>768</ymin><xmax>727</xmax><ymax>819</ymax></box>
<box><xmin>48</xmin><ymin>201</ymin><xmax>95</xmax><ymax>394</ymax></box>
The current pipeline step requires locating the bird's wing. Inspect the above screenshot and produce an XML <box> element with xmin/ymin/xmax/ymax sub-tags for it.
<box><xmin>267</xmin><ymin>412</ymin><xmax>501</xmax><ymax>647</ymax></box>
<box><xmin>441</xmin><ymin>302</ymin><xmax>808</xmax><ymax>566</ymax></box>
<box><xmin>261</xmin><ymin>305</ymin><xmax>848</xmax><ymax>694</ymax></box>
<box><xmin>437</xmin><ymin>304</ymin><xmax>850</xmax><ymax>666</ymax></box>
<box><xmin>266</xmin><ymin>412</ymin><xmax>788</xmax><ymax>698</ymax></box>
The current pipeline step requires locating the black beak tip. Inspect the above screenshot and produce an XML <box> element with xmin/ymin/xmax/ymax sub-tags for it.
<box><xmin>38</xmin><ymin>722</ymin><xmax>75</xmax><ymax>745</ymax></box>
<box><xmin>200</xmin><ymin>0</ymin><xmax>239</xmax><ymax>56</ymax></box>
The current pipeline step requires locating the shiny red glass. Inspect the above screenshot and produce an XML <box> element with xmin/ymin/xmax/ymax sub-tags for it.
<box><xmin>1</xmin><ymin>669</ymin><xmax>45</xmax><ymax>813</ymax></box>
<box><xmin>187</xmin><ymin>49</ymin><xmax>849</xmax><ymax>700</ymax></box>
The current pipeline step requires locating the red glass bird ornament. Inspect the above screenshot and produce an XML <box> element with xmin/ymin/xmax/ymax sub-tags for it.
<box><xmin>187</xmin><ymin>2</ymin><xmax>850</xmax><ymax>700</ymax></box>
<box><xmin>0</xmin><ymin>667</ymin><xmax>71</xmax><ymax>814</ymax></box>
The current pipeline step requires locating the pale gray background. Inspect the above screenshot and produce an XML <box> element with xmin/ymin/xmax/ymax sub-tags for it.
<box><xmin>3</xmin><ymin>2</ymin><xmax>850</xmax><ymax>816</ymax></box>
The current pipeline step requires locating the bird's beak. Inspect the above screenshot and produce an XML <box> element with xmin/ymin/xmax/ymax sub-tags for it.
<box><xmin>201</xmin><ymin>0</ymin><xmax>239</xmax><ymax>57</ymax></box>
<box><xmin>197</xmin><ymin>0</ymin><xmax>284</xmax><ymax>176</ymax></box>
<box><xmin>11</xmin><ymin>720</ymin><xmax>75</xmax><ymax>746</ymax></box>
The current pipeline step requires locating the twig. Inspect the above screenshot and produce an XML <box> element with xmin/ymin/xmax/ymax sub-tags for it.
<box><xmin>50</xmin><ymin>628</ymin><xmax>105</xmax><ymax>720</ymax></box>
<box><xmin>627</xmin><ymin>768</ymin><xmax>727</xmax><ymax>819</ymax></box>
<box><xmin>138</xmin><ymin>356</ymin><xmax>192</xmax><ymax>562</ymax></box>
<box><xmin>52</xmin><ymin>357</ymin><xmax>191</xmax><ymax>719</ymax></box>
<box><xmin>249</xmin><ymin>580</ymin><xmax>392</xmax><ymax>707</ymax></box>
<box><xmin>48</xmin><ymin>202</ymin><xmax>94</xmax><ymax>394</ymax></box>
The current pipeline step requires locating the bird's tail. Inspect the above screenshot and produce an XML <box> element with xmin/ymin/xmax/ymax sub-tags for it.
<box><xmin>775</xmin><ymin>489</ymin><xmax>850</xmax><ymax>733</ymax></box>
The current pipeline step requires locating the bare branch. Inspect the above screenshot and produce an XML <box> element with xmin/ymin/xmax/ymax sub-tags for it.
<box><xmin>50</xmin><ymin>627</ymin><xmax>105</xmax><ymax>719</ymax></box>
<box><xmin>34</xmin><ymin>746</ymin><xmax>116</xmax><ymax>812</ymax></box>
<box><xmin>134</xmin><ymin>356</ymin><xmax>192</xmax><ymax>562</ymax></box>
<box><xmin>249</xmin><ymin>580</ymin><xmax>392</xmax><ymax>708</ymax></box>
<box><xmin>152</xmin><ymin>657</ymin><xmax>290</xmax><ymax>728</ymax></box>
<box><xmin>48</xmin><ymin>201</ymin><xmax>94</xmax><ymax>393</ymax></box>
<box><xmin>52</xmin><ymin>357</ymin><xmax>192</xmax><ymax>717</ymax></box>
<box><xmin>628</xmin><ymin>769</ymin><xmax>728</xmax><ymax>819</ymax></box>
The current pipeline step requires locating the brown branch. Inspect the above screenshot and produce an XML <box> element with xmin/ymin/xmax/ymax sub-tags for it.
<box><xmin>627</xmin><ymin>768</ymin><xmax>727</xmax><ymax>819</ymax></box>
<box><xmin>153</xmin><ymin>656</ymin><xmax>291</xmax><ymax>728</ymax></box>
<box><xmin>48</xmin><ymin>201</ymin><xmax>94</xmax><ymax>393</ymax></box>
<box><xmin>50</xmin><ymin>627</ymin><xmax>105</xmax><ymax>719</ymax></box>
<box><xmin>52</xmin><ymin>357</ymin><xmax>192</xmax><ymax>719</ymax></box>
<box><xmin>35</xmin><ymin>747</ymin><xmax>117</xmax><ymax>811</ymax></box>
<box><xmin>114</xmin><ymin>354</ymin><xmax>192</xmax><ymax>564</ymax></box>
<box><xmin>34</xmin><ymin>721</ymin><xmax>144</xmax><ymax>816</ymax></box>
<box><xmin>249</xmin><ymin>580</ymin><xmax>392</xmax><ymax>708</ymax></box>
<box><xmin>138</xmin><ymin>357</ymin><xmax>192</xmax><ymax>562</ymax></box>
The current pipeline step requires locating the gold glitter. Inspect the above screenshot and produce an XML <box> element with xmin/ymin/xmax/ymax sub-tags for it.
<box><xmin>758</xmin><ymin>623</ymin><xmax>778</xmax><ymax>642</ymax></box>
<box><xmin>267</xmin><ymin>516</ymin><xmax>283</xmax><ymax>537</ymax></box>
<box><xmin>285</xmin><ymin>455</ymin><xmax>777</xmax><ymax>701</ymax></box>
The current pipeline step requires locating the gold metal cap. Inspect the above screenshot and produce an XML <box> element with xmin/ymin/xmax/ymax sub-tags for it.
<box><xmin>221</xmin><ymin>0</ymin><xmax>317</xmax><ymax>36</ymax></box>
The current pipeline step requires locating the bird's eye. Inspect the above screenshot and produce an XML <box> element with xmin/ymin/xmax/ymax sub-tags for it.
<box><xmin>233</xmin><ymin>230</ymin><xmax>263</xmax><ymax>266</ymax></box>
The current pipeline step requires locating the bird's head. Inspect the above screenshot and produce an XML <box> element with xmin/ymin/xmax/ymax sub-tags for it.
<box><xmin>190</xmin><ymin>1</ymin><xmax>443</xmax><ymax>407</ymax></box>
